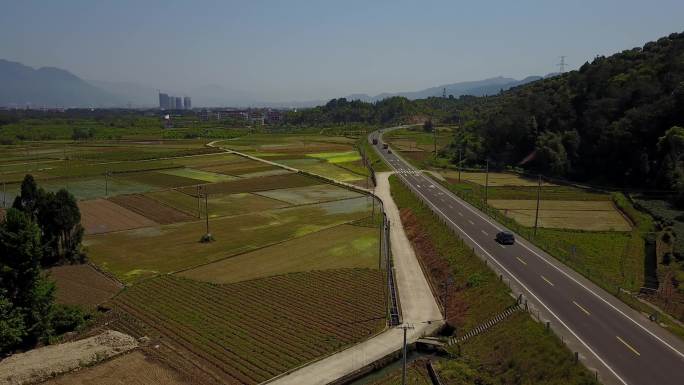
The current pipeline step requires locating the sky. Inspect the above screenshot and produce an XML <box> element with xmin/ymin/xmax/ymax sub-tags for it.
<box><xmin>2</xmin><ymin>0</ymin><xmax>684</xmax><ymax>102</ymax></box>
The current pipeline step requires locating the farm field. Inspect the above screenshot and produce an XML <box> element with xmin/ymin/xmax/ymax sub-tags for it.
<box><xmin>254</xmin><ymin>183</ymin><xmax>362</xmax><ymax>205</ymax></box>
<box><xmin>177</xmin><ymin>172</ymin><xmax>318</xmax><ymax>195</ymax></box>
<box><xmin>383</xmin><ymin>126</ymin><xmax>453</xmax><ymax>168</ymax></box>
<box><xmin>49</xmin><ymin>264</ymin><xmax>121</xmax><ymax>308</ymax></box>
<box><xmin>109</xmin><ymin>194</ymin><xmax>196</xmax><ymax>224</ymax></box>
<box><xmin>44</xmin><ymin>351</ymin><xmax>190</xmax><ymax>385</ymax></box>
<box><xmin>488</xmin><ymin>199</ymin><xmax>632</xmax><ymax>231</ymax></box>
<box><xmin>86</xmin><ymin>196</ymin><xmax>375</xmax><ymax>282</ymax></box>
<box><xmin>179</xmin><ymin>223</ymin><xmax>380</xmax><ymax>283</ymax></box>
<box><xmin>79</xmin><ymin>198</ymin><xmax>157</xmax><ymax>234</ymax></box>
<box><xmin>146</xmin><ymin>189</ymin><xmax>288</xmax><ymax>218</ymax></box>
<box><xmin>113</xmin><ymin>270</ymin><xmax>386</xmax><ymax>385</ymax></box>
<box><xmin>215</xmin><ymin>134</ymin><xmax>369</xmax><ymax>184</ymax></box>
<box><xmin>159</xmin><ymin>167</ymin><xmax>238</xmax><ymax>183</ymax></box>
<box><xmin>440</xmin><ymin>170</ymin><xmax>557</xmax><ymax>187</ymax></box>
<box><xmin>442</xmin><ymin>172</ymin><xmax>646</xmax><ymax>293</ymax></box>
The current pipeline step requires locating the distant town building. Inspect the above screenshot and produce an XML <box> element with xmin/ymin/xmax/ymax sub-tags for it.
<box><xmin>167</xmin><ymin>96</ymin><xmax>175</xmax><ymax>110</ymax></box>
<box><xmin>158</xmin><ymin>93</ymin><xmax>170</xmax><ymax>109</ymax></box>
<box><xmin>266</xmin><ymin>110</ymin><xmax>283</xmax><ymax>124</ymax></box>
<box><xmin>199</xmin><ymin>109</ymin><xmax>210</xmax><ymax>121</ymax></box>
<box><xmin>183</xmin><ymin>96</ymin><xmax>192</xmax><ymax>110</ymax></box>
<box><xmin>175</xmin><ymin>97</ymin><xmax>183</xmax><ymax>110</ymax></box>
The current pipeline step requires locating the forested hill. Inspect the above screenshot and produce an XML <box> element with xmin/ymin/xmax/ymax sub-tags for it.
<box><xmin>283</xmin><ymin>31</ymin><xmax>684</xmax><ymax>197</ymax></box>
<box><xmin>458</xmin><ymin>31</ymin><xmax>684</xmax><ymax>192</ymax></box>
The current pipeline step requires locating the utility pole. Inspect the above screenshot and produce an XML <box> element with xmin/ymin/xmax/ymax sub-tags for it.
<box><xmin>399</xmin><ymin>324</ymin><xmax>415</xmax><ymax>385</ymax></box>
<box><xmin>433</xmin><ymin>126</ymin><xmax>437</xmax><ymax>156</ymax></box>
<box><xmin>484</xmin><ymin>159</ymin><xmax>489</xmax><ymax>205</ymax></box>
<box><xmin>458</xmin><ymin>147</ymin><xmax>462</xmax><ymax>182</ymax></box>
<box><xmin>196</xmin><ymin>186</ymin><xmax>201</xmax><ymax>218</ymax></box>
<box><xmin>534</xmin><ymin>174</ymin><xmax>542</xmax><ymax>236</ymax></box>
<box><xmin>104</xmin><ymin>170</ymin><xmax>109</xmax><ymax>197</ymax></box>
<box><xmin>204</xmin><ymin>186</ymin><xmax>210</xmax><ymax>236</ymax></box>
<box><xmin>2</xmin><ymin>181</ymin><xmax>5</xmax><ymax>208</ymax></box>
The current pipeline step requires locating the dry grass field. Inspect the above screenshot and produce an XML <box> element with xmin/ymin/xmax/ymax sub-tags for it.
<box><xmin>441</xmin><ymin>170</ymin><xmax>558</xmax><ymax>187</ymax></box>
<box><xmin>146</xmin><ymin>189</ymin><xmax>288</xmax><ymax>218</ymax></box>
<box><xmin>79</xmin><ymin>199</ymin><xmax>157</xmax><ymax>235</ymax></box>
<box><xmin>488</xmin><ymin>199</ymin><xmax>632</xmax><ymax>231</ymax></box>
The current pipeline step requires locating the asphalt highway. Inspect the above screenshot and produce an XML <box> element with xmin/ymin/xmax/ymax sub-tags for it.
<box><xmin>373</xmin><ymin>130</ymin><xmax>684</xmax><ymax>385</ymax></box>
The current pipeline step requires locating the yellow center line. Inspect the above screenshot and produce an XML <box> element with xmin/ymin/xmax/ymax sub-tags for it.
<box><xmin>516</xmin><ymin>257</ymin><xmax>527</xmax><ymax>265</ymax></box>
<box><xmin>541</xmin><ymin>275</ymin><xmax>555</xmax><ymax>287</ymax></box>
<box><xmin>573</xmin><ymin>300</ymin><xmax>591</xmax><ymax>316</ymax></box>
<box><xmin>616</xmin><ymin>336</ymin><xmax>641</xmax><ymax>356</ymax></box>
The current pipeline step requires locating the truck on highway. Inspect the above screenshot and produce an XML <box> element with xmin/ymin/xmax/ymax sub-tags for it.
<box><xmin>372</xmin><ymin>138</ymin><xmax>378</xmax><ymax>145</ymax></box>
<box><xmin>382</xmin><ymin>143</ymin><xmax>388</xmax><ymax>149</ymax></box>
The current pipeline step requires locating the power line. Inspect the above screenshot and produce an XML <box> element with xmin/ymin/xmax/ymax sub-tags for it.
<box><xmin>557</xmin><ymin>56</ymin><xmax>567</xmax><ymax>73</ymax></box>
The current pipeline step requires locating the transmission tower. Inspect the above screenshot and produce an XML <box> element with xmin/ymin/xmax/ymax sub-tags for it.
<box><xmin>442</xmin><ymin>87</ymin><xmax>446</xmax><ymax>99</ymax></box>
<box><xmin>557</xmin><ymin>56</ymin><xmax>567</xmax><ymax>73</ymax></box>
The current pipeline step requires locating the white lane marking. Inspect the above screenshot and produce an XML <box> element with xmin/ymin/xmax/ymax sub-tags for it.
<box><xmin>419</xmin><ymin>170</ymin><xmax>684</xmax><ymax>360</ymax></box>
<box><xmin>516</xmin><ymin>257</ymin><xmax>527</xmax><ymax>266</ymax></box>
<box><xmin>390</xmin><ymin>171</ymin><xmax>630</xmax><ymax>385</ymax></box>
<box><xmin>458</xmin><ymin>212</ymin><xmax>463</xmax><ymax>216</ymax></box>
<box><xmin>616</xmin><ymin>336</ymin><xmax>641</xmax><ymax>357</ymax></box>
<box><xmin>481</xmin><ymin>230</ymin><xmax>489</xmax><ymax>236</ymax></box>
<box><xmin>573</xmin><ymin>301</ymin><xmax>591</xmax><ymax>316</ymax></box>
<box><xmin>541</xmin><ymin>275</ymin><xmax>555</xmax><ymax>287</ymax></box>
<box><xmin>448</xmin><ymin>205</ymin><xmax>453</xmax><ymax>209</ymax></box>
<box><xmin>498</xmin><ymin>244</ymin><xmax>506</xmax><ymax>249</ymax></box>
<box><xmin>468</xmin><ymin>220</ymin><xmax>475</xmax><ymax>225</ymax></box>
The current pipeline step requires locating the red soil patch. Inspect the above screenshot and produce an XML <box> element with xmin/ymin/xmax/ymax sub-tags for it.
<box><xmin>79</xmin><ymin>199</ymin><xmax>157</xmax><ymax>235</ymax></box>
<box><xmin>109</xmin><ymin>194</ymin><xmax>195</xmax><ymax>225</ymax></box>
<box><xmin>400</xmin><ymin>208</ymin><xmax>469</xmax><ymax>325</ymax></box>
<box><xmin>50</xmin><ymin>264</ymin><xmax>122</xmax><ymax>308</ymax></box>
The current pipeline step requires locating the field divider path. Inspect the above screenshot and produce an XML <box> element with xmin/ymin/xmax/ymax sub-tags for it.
<box><xmin>206</xmin><ymin>140</ymin><xmax>444</xmax><ymax>385</ymax></box>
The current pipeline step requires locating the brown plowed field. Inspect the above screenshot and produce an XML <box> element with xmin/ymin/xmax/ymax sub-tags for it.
<box><xmin>50</xmin><ymin>264</ymin><xmax>122</xmax><ymax>308</ymax></box>
<box><xmin>110</xmin><ymin>194</ymin><xmax>196</xmax><ymax>224</ymax></box>
<box><xmin>113</xmin><ymin>269</ymin><xmax>386</xmax><ymax>384</ymax></box>
<box><xmin>79</xmin><ymin>199</ymin><xmax>157</xmax><ymax>235</ymax></box>
<box><xmin>44</xmin><ymin>351</ymin><xmax>192</xmax><ymax>385</ymax></box>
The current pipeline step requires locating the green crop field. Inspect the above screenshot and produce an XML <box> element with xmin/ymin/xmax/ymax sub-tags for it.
<box><xmin>179</xmin><ymin>223</ymin><xmax>380</xmax><ymax>283</ymax></box>
<box><xmin>147</xmin><ymin>189</ymin><xmax>288</xmax><ymax>218</ymax></box>
<box><xmin>159</xmin><ymin>167</ymin><xmax>238</xmax><ymax>183</ymax></box>
<box><xmin>255</xmin><ymin>183</ymin><xmax>361</xmax><ymax>205</ymax></box>
<box><xmin>441</xmin><ymin>170</ymin><xmax>558</xmax><ymax>187</ymax></box>
<box><xmin>112</xmin><ymin>270</ymin><xmax>386</xmax><ymax>384</ymax></box>
<box><xmin>86</xmin><ymin>196</ymin><xmax>374</xmax><ymax>282</ymax></box>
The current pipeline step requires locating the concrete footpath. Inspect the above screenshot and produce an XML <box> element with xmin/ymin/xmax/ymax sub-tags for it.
<box><xmin>268</xmin><ymin>171</ymin><xmax>443</xmax><ymax>385</ymax></box>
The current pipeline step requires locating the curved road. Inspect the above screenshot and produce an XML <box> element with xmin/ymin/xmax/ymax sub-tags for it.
<box><xmin>373</xmin><ymin>128</ymin><xmax>684</xmax><ymax>385</ymax></box>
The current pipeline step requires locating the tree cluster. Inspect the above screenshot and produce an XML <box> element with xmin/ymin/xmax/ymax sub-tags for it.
<box><xmin>1</xmin><ymin>175</ymin><xmax>88</xmax><ymax>354</ymax></box>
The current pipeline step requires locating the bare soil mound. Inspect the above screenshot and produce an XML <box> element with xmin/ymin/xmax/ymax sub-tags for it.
<box><xmin>0</xmin><ymin>330</ymin><xmax>137</xmax><ymax>385</ymax></box>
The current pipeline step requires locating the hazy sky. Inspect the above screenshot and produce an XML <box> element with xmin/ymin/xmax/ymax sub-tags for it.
<box><xmin>2</xmin><ymin>0</ymin><xmax>683</xmax><ymax>101</ymax></box>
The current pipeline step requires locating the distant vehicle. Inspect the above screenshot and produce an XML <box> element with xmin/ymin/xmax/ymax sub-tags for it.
<box><xmin>495</xmin><ymin>231</ymin><xmax>515</xmax><ymax>245</ymax></box>
<box><xmin>372</xmin><ymin>138</ymin><xmax>378</xmax><ymax>145</ymax></box>
<box><xmin>382</xmin><ymin>143</ymin><xmax>388</xmax><ymax>149</ymax></box>
<box><xmin>387</xmin><ymin>149</ymin><xmax>392</xmax><ymax>154</ymax></box>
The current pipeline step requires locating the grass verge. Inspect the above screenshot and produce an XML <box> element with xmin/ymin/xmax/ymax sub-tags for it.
<box><xmin>389</xmin><ymin>175</ymin><xmax>600</xmax><ymax>384</ymax></box>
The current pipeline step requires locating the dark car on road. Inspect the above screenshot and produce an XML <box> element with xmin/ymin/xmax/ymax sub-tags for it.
<box><xmin>496</xmin><ymin>231</ymin><xmax>515</xmax><ymax>245</ymax></box>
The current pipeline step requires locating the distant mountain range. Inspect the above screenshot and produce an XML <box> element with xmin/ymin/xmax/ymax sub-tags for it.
<box><xmin>343</xmin><ymin>76</ymin><xmax>545</xmax><ymax>102</ymax></box>
<box><xmin>0</xmin><ymin>58</ymin><xmax>547</xmax><ymax>108</ymax></box>
<box><xmin>0</xmin><ymin>59</ymin><xmax>122</xmax><ymax>108</ymax></box>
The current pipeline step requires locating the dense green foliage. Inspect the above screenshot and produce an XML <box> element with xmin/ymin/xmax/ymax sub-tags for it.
<box><xmin>0</xmin><ymin>208</ymin><xmax>88</xmax><ymax>354</ymax></box>
<box><xmin>12</xmin><ymin>175</ymin><xmax>85</xmax><ymax>265</ymax></box>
